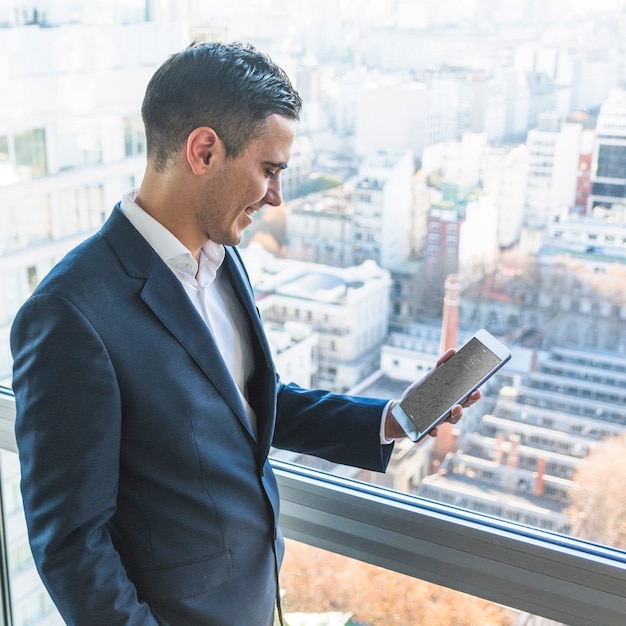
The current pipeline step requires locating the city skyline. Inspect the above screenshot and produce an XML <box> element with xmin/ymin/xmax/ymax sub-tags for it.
<box><xmin>1</xmin><ymin>3</ymin><xmax>626</xmax><ymax>624</ymax></box>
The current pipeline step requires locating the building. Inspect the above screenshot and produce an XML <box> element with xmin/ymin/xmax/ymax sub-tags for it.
<box><xmin>0</xmin><ymin>17</ymin><xmax>189</xmax><ymax>382</ymax></box>
<box><xmin>286</xmin><ymin>151</ymin><xmax>415</xmax><ymax>273</ymax></box>
<box><xmin>264</xmin><ymin>321</ymin><xmax>318</xmax><ymax>389</ymax></box>
<box><xmin>424</xmin><ymin>188</ymin><xmax>465</xmax><ymax>279</ymax></box>
<box><xmin>461</xmin><ymin>256</ymin><xmax>626</xmax><ymax>354</ymax></box>
<box><xmin>524</xmin><ymin>113</ymin><xmax>582</xmax><ymax>229</ymax></box>
<box><xmin>354</xmin><ymin>74</ymin><xmax>429</xmax><ymax>158</ymax></box>
<box><xmin>588</xmin><ymin>88</ymin><xmax>626</xmax><ymax>213</ymax></box>
<box><xmin>574</xmin><ymin>128</ymin><xmax>595</xmax><ymax>214</ymax></box>
<box><xmin>241</xmin><ymin>249</ymin><xmax>391</xmax><ymax>393</ymax></box>
<box><xmin>286</xmin><ymin>189</ymin><xmax>355</xmax><ymax>267</ymax></box>
<box><xmin>352</xmin><ymin>150</ymin><xmax>414</xmax><ymax>270</ymax></box>
<box><xmin>481</xmin><ymin>143</ymin><xmax>528</xmax><ymax>249</ymax></box>
<box><xmin>539</xmin><ymin>208</ymin><xmax>626</xmax><ymax>270</ymax></box>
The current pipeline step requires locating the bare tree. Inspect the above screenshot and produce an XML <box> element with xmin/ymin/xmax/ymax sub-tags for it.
<box><xmin>567</xmin><ymin>434</ymin><xmax>626</xmax><ymax>550</ymax></box>
<box><xmin>280</xmin><ymin>539</ymin><xmax>515</xmax><ymax>625</ymax></box>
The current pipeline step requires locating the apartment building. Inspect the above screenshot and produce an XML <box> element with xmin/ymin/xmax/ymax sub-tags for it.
<box><xmin>540</xmin><ymin>208</ymin><xmax>626</xmax><ymax>269</ymax></box>
<box><xmin>242</xmin><ymin>249</ymin><xmax>391</xmax><ymax>393</ymax></box>
<box><xmin>0</xmin><ymin>18</ymin><xmax>187</xmax><ymax>382</ymax></box>
<box><xmin>352</xmin><ymin>150</ymin><xmax>414</xmax><ymax>270</ymax></box>
<box><xmin>524</xmin><ymin>112</ymin><xmax>582</xmax><ymax>229</ymax></box>
<box><xmin>286</xmin><ymin>189</ymin><xmax>355</xmax><ymax>267</ymax></box>
<box><xmin>588</xmin><ymin>88</ymin><xmax>626</xmax><ymax>213</ymax></box>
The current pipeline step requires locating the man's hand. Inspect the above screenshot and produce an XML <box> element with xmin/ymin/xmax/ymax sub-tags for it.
<box><xmin>384</xmin><ymin>348</ymin><xmax>483</xmax><ymax>441</ymax></box>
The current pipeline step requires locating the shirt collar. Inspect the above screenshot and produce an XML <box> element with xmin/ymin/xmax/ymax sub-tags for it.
<box><xmin>120</xmin><ymin>189</ymin><xmax>225</xmax><ymax>279</ymax></box>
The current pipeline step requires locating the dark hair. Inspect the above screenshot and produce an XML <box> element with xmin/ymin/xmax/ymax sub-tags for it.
<box><xmin>141</xmin><ymin>41</ymin><xmax>302</xmax><ymax>169</ymax></box>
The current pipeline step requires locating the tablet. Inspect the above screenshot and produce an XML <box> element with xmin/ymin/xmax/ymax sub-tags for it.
<box><xmin>391</xmin><ymin>329</ymin><xmax>511</xmax><ymax>442</ymax></box>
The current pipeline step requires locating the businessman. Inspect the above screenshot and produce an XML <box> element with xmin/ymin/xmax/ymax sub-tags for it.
<box><xmin>11</xmin><ymin>41</ymin><xmax>480</xmax><ymax>625</ymax></box>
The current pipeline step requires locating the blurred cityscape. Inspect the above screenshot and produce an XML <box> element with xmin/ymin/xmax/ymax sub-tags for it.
<box><xmin>1</xmin><ymin>1</ymin><xmax>626</xmax><ymax>624</ymax></box>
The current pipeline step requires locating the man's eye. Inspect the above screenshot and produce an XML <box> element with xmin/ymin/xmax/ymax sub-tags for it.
<box><xmin>266</xmin><ymin>170</ymin><xmax>277</xmax><ymax>179</ymax></box>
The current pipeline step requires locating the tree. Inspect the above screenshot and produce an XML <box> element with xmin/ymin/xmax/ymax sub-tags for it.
<box><xmin>567</xmin><ymin>434</ymin><xmax>626</xmax><ymax>549</ymax></box>
<box><xmin>280</xmin><ymin>539</ymin><xmax>515</xmax><ymax>625</ymax></box>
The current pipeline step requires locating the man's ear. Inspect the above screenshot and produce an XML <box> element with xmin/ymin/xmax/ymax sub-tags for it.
<box><xmin>186</xmin><ymin>127</ymin><xmax>222</xmax><ymax>175</ymax></box>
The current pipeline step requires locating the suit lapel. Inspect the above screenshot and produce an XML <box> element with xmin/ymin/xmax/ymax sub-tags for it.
<box><xmin>102</xmin><ymin>208</ymin><xmax>254</xmax><ymax>437</ymax></box>
<box><xmin>223</xmin><ymin>248</ymin><xmax>277</xmax><ymax>450</ymax></box>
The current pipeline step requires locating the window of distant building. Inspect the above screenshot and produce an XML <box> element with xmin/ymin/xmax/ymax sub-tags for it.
<box><xmin>597</xmin><ymin>144</ymin><xmax>626</xmax><ymax>179</ymax></box>
<box><xmin>124</xmin><ymin>114</ymin><xmax>146</xmax><ymax>157</ymax></box>
<box><xmin>12</xmin><ymin>129</ymin><xmax>47</xmax><ymax>181</ymax></box>
<box><xmin>0</xmin><ymin>135</ymin><xmax>9</xmax><ymax>184</ymax></box>
<box><xmin>56</xmin><ymin>119</ymin><xmax>102</xmax><ymax>171</ymax></box>
<box><xmin>16</xmin><ymin>129</ymin><xmax>46</xmax><ymax>178</ymax></box>
<box><xmin>0</xmin><ymin>194</ymin><xmax>52</xmax><ymax>254</ymax></box>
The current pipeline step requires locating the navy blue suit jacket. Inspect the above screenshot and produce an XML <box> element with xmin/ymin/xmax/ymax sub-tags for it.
<box><xmin>11</xmin><ymin>206</ymin><xmax>393</xmax><ymax>626</ymax></box>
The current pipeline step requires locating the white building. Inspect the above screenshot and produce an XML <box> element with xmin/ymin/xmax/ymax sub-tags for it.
<box><xmin>244</xmin><ymin>252</ymin><xmax>391</xmax><ymax>394</ymax></box>
<box><xmin>0</xmin><ymin>19</ymin><xmax>188</xmax><ymax>383</ymax></box>
<box><xmin>354</xmin><ymin>74</ymin><xmax>429</xmax><ymax>158</ymax></box>
<box><xmin>588</xmin><ymin>88</ymin><xmax>626</xmax><ymax>213</ymax></box>
<box><xmin>264</xmin><ymin>321</ymin><xmax>318</xmax><ymax>389</ymax></box>
<box><xmin>524</xmin><ymin>113</ymin><xmax>582</xmax><ymax>229</ymax></box>
<box><xmin>421</xmin><ymin>133</ymin><xmax>487</xmax><ymax>189</ymax></box>
<box><xmin>353</xmin><ymin>150</ymin><xmax>415</xmax><ymax>270</ymax></box>
<box><xmin>539</xmin><ymin>209</ymin><xmax>626</xmax><ymax>270</ymax></box>
<box><xmin>458</xmin><ymin>193</ymin><xmax>499</xmax><ymax>282</ymax></box>
<box><xmin>286</xmin><ymin>190</ymin><xmax>355</xmax><ymax>267</ymax></box>
<box><xmin>481</xmin><ymin>143</ymin><xmax>528</xmax><ymax>249</ymax></box>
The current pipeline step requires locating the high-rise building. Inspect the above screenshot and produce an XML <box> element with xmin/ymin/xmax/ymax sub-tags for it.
<box><xmin>524</xmin><ymin>112</ymin><xmax>582</xmax><ymax>229</ymax></box>
<box><xmin>588</xmin><ymin>88</ymin><xmax>626</xmax><ymax>213</ymax></box>
<box><xmin>353</xmin><ymin>150</ymin><xmax>415</xmax><ymax>270</ymax></box>
<box><xmin>354</xmin><ymin>75</ymin><xmax>428</xmax><ymax>157</ymax></box>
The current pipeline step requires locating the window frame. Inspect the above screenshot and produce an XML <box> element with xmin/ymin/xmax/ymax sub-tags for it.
<box><xmin>273</xmin><ymin>460</ymin><xmax>626</xmax><ymax>626</ymax></box>
<box><xmin>2</xmin><ymin>388</ymin><xmax>626</xmax><ymax>626</ymax></box>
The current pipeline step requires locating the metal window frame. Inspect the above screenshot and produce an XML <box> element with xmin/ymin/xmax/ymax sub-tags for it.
<box><xmin>273</xmin><ymin>461</ymin><xmax>626</xmax><ymax>626</ymax></box>
<box><xmin>2</xmin><ymin>388</ymin><xmax>626</xmax><ymax>625</ymax></box>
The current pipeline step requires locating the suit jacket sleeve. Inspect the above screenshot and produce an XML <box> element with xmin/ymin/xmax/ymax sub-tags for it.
<box><xmin>272</xmin><ymin>380</ymin><xmax>394</xmax><ymax>471</ymax></box>
<box><xmin>11</xmin><ymin>293</ymin><xmax>161</xmax><ymax>626</ymax></box>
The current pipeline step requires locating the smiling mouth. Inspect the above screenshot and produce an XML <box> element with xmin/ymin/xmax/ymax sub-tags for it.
<box><xmin>245</xmin><ymin>206</ymin><xmax>259</xmax><ymax>217</ymax></box>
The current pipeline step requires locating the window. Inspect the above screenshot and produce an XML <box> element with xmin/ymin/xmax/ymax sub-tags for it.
<box><xmin>2</xmin><ymin>1</ymin><xmax>626</xmax><ymax>625</ymax></box>
<box><xmin>14</xmin><ymin>129</ymin><xmax>47</xmax><ymax>181</ymax></box>
<box><xmin>0</xmin><ymin>135</ymin><xmax>10</xmax><ymax>185</ymax></box>
<box><xmin>56</xmin><ymin>118</ymin><xmax>102</xmax><ymax>170</ymax></box>
<box><xmin>0</xmin><ymin>130</ymin><xmax>47</xmax><ymax>185</ymax></box>
<box><xmin>124</xmin><ymin>115</ymin><xmax>146</xmax><ymax>157</ymax></box>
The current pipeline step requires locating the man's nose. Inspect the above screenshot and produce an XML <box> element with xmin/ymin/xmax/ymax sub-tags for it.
<box><xmin>263</xmin><ymin>177</ymin><xmax>283</xmax><ymax>207</ymax></box>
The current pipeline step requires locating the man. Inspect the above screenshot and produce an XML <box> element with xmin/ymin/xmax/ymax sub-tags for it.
<box><xmin>11</xmin><ymin>42</ymin><xmax>479</xmax><ymax>625</ymax></box>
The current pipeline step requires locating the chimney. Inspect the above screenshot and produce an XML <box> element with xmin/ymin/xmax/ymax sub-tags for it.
<box><xmin>531</xmin><ymin>348</ymin><xmax>539</xmax><ymax>372</ymax></box>
<box><xmin>534</xmin><ymin>457</ymin><xmax>546</xmax><ymax>497</ymax></box>
<box><xmin>507</xmin><ymin>435</ymin><xmax>520</xmax><ymax>468</ymax></box>
<box><xmin>440</xmin><ymin>274</ymin><xmax>460</xmax><ymax>353</ymax></box>
<box><xmin>431</xmin><ymin>274</ymin><xmax>461</xmax><ymax>470</ymax></box>
<box><xmin>493</xmin><ymin>432</ymin><xmax>504</xmax><ymax>464</ymax></box>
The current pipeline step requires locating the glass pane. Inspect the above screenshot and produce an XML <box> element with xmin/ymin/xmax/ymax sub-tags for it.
<box><xmin>1</xmin><ymin>0</ymin><xmax>625</xmax><ymax>598</ymax></box>
<box><xmin>280</xmin><ymin>539</ymin><xmax>537</xmax><ymax>626</ymax></box>
<box><xmin>1</xmin><ymin>450</ymin><xmax>64</xmax><ymax>626</ymax></box>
